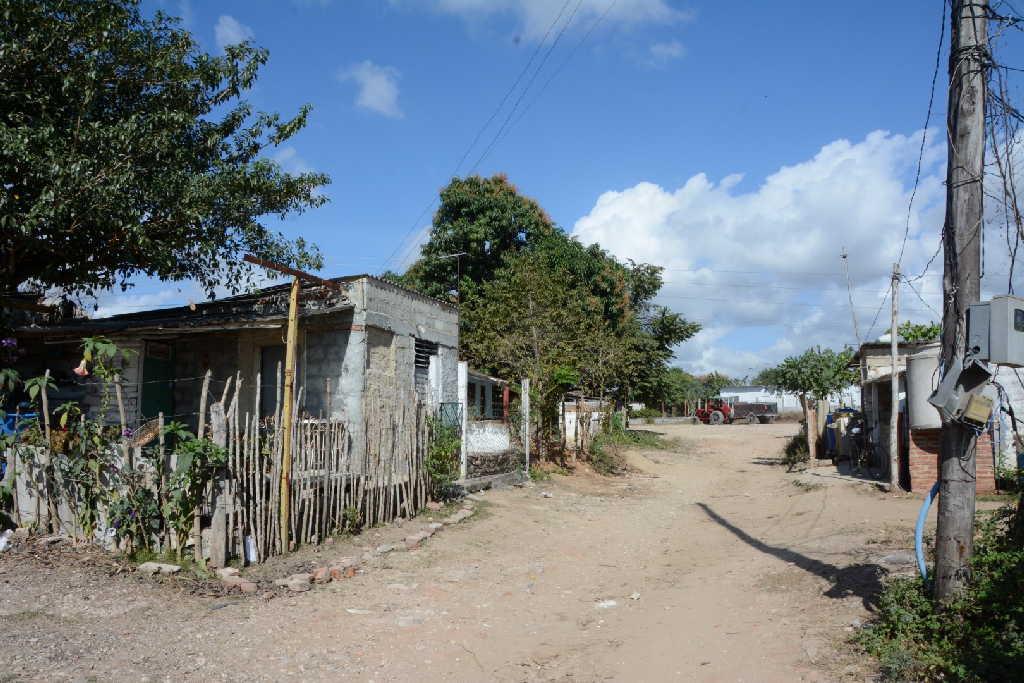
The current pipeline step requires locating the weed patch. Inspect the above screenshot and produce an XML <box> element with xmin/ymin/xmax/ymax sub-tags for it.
<box><xmin>780</xmin><ymin>431</ymin><xmax>809</xmax><ymax>472</ymax></box>
<box><xmin>590</xmin><ymin>429</ymin><xmax>683</xmax><ymax>475</ymax></box>
<box><xmin>856</xmin><ymin>502</ymin><xmax>1024</xmax><ymax>681</ymax></box>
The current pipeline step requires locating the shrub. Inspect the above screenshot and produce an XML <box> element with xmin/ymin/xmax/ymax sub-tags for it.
<box><xmin>529</xmin><ymin>465</ymin><xmax>551</xmax><ymax>481</ymax></box>
<box><xmin>628</xmin><ymin>407</ymin><xmax>661</xmax><ymax>420</ymax></box>
<box><xmin>781</xmin><ymin>431</ymin><xmax>809</xmax><ymax>471</ymax></box>
<box><xmin>426</xmin><ymin>418</ymin><xmax>461</xmax><ymax>501</ymax></box>
<box><xmin>856</xmin><ymin>502</ymin><xmax>1024</xmax><ymax>681</ymax></box>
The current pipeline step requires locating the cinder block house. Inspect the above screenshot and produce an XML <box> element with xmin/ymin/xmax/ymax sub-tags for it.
<box><xmin>14</xmin><ymin>275</ymin><xmax>460</xmax><ymax>454</ymax></box>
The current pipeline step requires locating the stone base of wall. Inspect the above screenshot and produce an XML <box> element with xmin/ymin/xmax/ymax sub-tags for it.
<box><xmin>908</xmin><ymin>427</ymin><xmax>997</xmax><ymax>494</ymax></box>
<box><xmin>466</xmin><ymin>450</ymin><xmax>521</xmax><ymax>479</ymax></box>
<box><xmin>457</xmin><ymin>470</ymin><xmax>527</xmax><ymax>493</ymax></box>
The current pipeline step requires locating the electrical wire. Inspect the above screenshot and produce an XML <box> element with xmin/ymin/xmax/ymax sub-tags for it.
<box><xmin>468</xmin><ymin>0</ymin><xmax>584</xmax><ymax>174</ymax></box>
<box><xmin>378</xmin><ymin>0</ymin><xmax>577</xmax><ymax>273</ymax></box>
<box><xmin>903</xmin><ymin>276</ymin><xmax>942</xmax><ymax>318</ymax></box>
<box><xmin>897</xmin><ymin>0</ymin><xmax>948</xmax><ymax>268</ymax></box>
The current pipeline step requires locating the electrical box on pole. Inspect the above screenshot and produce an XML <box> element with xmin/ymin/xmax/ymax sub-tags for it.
<box><xmin>967</xmin><ymin>295</ymin><xmax>1024</xmax><ymax>367</ymax></box>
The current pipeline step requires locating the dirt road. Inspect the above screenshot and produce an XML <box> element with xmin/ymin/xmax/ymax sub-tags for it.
<box><xmin>2</xmin><ymin>423</ymin><xmax>940</xmax><ymax>681</ymax></box>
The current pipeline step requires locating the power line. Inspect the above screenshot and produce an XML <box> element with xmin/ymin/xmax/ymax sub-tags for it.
<box><xmin>863</xmin><ymin>285</ymin><xmax>892</xmax><ymax>342</ymax></box>
<box><xmin>896</xmin><ymin>0</ymin><xmax>948</xmax><ymax>267</ymax></box>
<box><xmin>903</xmin><ymin>275</ymin><xmax>942</xmax><ymax>318</ymax></box>
<box><xmin>468</xmin><ymin>0</ymin><xmax>583</xmax><ymax>174</ymax></box>
<box><xmin>378</xmin><ymin>0</ymin><xmax>576</xmax><ymax>273</ymax></box>
<box><xmin>508</xmin><ymin>0</ymin><xmax>619</xmax><ymax>132</ymax></box>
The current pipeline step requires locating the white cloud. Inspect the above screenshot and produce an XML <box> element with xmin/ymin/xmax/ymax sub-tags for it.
<box><xmin>338</xmin><ymin>61</ymin><xmax>404</xmax><ymax>119</ymax></box>
<box><xmin>272</xmin><ymin>146</ymin><xmax>313</xmax><ymax>175</ymax></box>
<box><xmin>214</xmin><ymin>15</ymin><xmax>254</xmax><ymax>52</ymax></box>
<box><xmin>414</xmin><ymin>0</ymin><xmax>690</xmax><ymax>40</ymax></box>
<box><xmin>572</xmin><ymin>130</ymin><xmax>960</xmax><ymax>378</ymax></box>
<box><xmin>648</xmin><ymin>39</ymin><xmax>685</xmax><ymax>63</ymax></box>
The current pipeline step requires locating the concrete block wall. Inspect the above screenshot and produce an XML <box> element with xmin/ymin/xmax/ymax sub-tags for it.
<box><xmin>302</xmin><ymin>312</ymin><xmax>361</xmax><ymax>421</ymax></box>
<box><xmin>358</xmin><ymin>277</ymin><xmax>459</xmax><ymax>405</ymax></box>
<box><xmin>908</xmin><ymin>427</ymin><xmax>997</xmax><ymax>494</ymax></box>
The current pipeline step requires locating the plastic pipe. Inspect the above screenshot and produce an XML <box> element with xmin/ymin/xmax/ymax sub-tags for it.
<box><xmin>916</xmin><ymin>481</ymin><xmax>941</xmax><ymax>580</ymax></box>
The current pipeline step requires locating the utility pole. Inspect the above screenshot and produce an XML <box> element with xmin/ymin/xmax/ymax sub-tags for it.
<box><xmin>935</xmin><ymin>0</ymin><xmax>987</xmax><ymax>602</ymax></box>
<box><xmin>889</xmin><ymin>263</ymin><xmax>902</xmax><ymax>492</ymax></box>
<box><xmin>242</xmin><ymin>254</ymin><xmax>344</xmax><ymax>553</ymax></box>
<box><xmin>842</xmin><ymin>248</ymin><xmax>862</xmax><ymax>345</ymax></box>
<box><xmin>279</xmin><ymin>275</ymin><xmax>300</xmax><ymax>552</ymax></box>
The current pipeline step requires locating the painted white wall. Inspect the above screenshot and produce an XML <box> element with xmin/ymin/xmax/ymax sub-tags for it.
<box><xmin>718</xmin><ymin>385</ymin><xmax>861</xmax><ymax>412</ymax></box>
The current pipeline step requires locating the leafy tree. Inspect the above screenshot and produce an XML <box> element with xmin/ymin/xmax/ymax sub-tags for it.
<box><xmin>895</xmin><ymin>320</ymin><xmax>941</xmax><ymax>344</ymax></box>
<box><xmin>396</xmin><ymin>173</ymin><xmax>702</xmax><ymax>457</ymax></box>
<box><xmin>1</xmin><ymin>0</ymin><xmax>328</xmax><ymax>302</ymax></box>
<box><xmin>461</xmin><ymin>251</ymin><xmax>590</xmax><ymax>460</ymax></box>
<box><xmin>751</xmin><ymin>367</ymin><xmax>781</xmax><ymax>386</ymax></box>
<box><xmin>768</xmin><ymin>347</ymin><xmax>857</xmax><ymax>458</ymax></box>
<box><xmin>392</xmin><ymin>174</ymin><xmax>556</xmax><ymax>300</ymax></box>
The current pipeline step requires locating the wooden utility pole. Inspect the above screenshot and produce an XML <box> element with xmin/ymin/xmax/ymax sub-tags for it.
<box><xmin>279</xmin><ymin>275</ymin><xmax>300</xmax><ymax>552</ymax></box>
<box><xmin>889</xmin><ymin>263</ymin><xmax>902</xmax><ymax>492</ymax></box>
<box><xmin>242</xmin><ymin>254</ymin><xmax>344</xmax><ymax>552</ymax></box>
<box><xmin>935</xmin><ymin>0</ymin><xmax>988</xmax><ymax>602</ymax></box>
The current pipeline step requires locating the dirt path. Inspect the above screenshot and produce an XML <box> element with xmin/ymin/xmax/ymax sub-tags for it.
<box><xmin>2</xmin><ymin>423</ymin><xmax>945</xmax><ymax>681</ymax></box>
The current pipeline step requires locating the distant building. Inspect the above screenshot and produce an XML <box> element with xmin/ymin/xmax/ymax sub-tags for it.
<box><xmin>717</xmin><ymin>385</ymin><xmax>859</xmax><ymax>414</ymax></box>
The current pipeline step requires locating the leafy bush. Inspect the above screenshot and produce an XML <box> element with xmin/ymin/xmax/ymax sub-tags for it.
<box><xmin>857</xmin><ymin>502</ymin><xmax>1024</xmax><ymax>681</ymax></box>
<box><xmin>628</xmin><ymin>407</ymin><xmax>661</xmax><ymax>420</ymax></box>
<box><xmin>995</xmin><ymin>462</ymin><xmax>1022</xmax><ymax>493</ymax></box>
<box><xmin>426</xmin><ymin>418</ymin><xmax>461</xmax><ymax>501</ymax></box>
<box><xmin>781</xmin><ymin>431</ymin><xmax>809</xmax><ymax>471</ymax></box>
<box><xmin>529</xmin><ymin>465</ymin><xmax>551</xmax><ymax>481</ymax></box>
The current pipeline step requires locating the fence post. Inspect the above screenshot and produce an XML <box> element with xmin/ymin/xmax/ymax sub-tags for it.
<box><xmin>209</xmin><ymin>402</ymin><xmax>228</xmax><ymax>567</ymax></box>
<box><xmin>521</xmin><ymin>378</ymin><xmax>530</xmax><ymax>475</ymax></box>
<box><xmin>458</xmin><ymin>361</ymin><xmax>468</xmax><ymax>481</ymax></box>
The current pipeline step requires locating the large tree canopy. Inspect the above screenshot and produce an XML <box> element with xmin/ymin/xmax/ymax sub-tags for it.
<box><xmin>394</xmin><ymin>174</ymin><xmax>557</xmax><ymax>301</ymax></box>
<box><xmin>1</xmin><ymin>0</ymin><xmax>328</xmax><ymax>300</ymax></box>
<box><xmin>391</xmin><ymin>173</ymin><xmax>701</xmax><ymax>434</ymax></box>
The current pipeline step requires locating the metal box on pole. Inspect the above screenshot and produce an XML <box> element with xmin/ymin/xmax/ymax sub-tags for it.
<box><xmin>966</xmin><ymin>295</ymin><xmax>1024</xmax><ymax>367</ymax></box>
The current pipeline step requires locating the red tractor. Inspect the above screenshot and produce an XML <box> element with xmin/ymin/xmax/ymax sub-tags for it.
<box><xmin>695</xmin><ymin>398</ymin><xmax>777</xmax><ymax>425</ymax></box>
<box><xmin>695</xmin><ymin>399</ymin><xmax>733</xmax><ymax>425</ymax></box>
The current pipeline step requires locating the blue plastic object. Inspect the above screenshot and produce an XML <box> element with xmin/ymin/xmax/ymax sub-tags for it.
<box><xmin>0</xmin><ymin>413</ymin><xmax>37</xmax><ymax>435</ymax></box>
<box><xmin>916</xmin><ymin>481</ymin><xmax>941</xmax><ymax>580</ymax></box>
<box><xmin>824</xmin><ymin>413</ymin><xmax>837</xmax><ymax>453</ymax></box>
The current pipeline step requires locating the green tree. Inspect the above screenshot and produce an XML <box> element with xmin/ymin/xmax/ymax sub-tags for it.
<box><xmin>1</xmin><ymin>0</ymin><xmax>328</xmax><ymax>301</ymax></box>
<box><xmin>895</xmin><ymin>320</ymin><xmax>941</xmax><ymax>343</ymax></box>
<box><xmin>396</xmin><ymin>173</ymin><xmax>701</xmax><ymax>446</ymax></box>
<box><xmin>392</xmin><ymin>174</ymin><xmax>557</xmax><ymax>300</ymax></box>
<box><xmin>768</xmin><ymin>347</ymin><xmax>857</xmax><ymax>457</ymax></box>
<box><xmin>461</xmin><ymin>251</ymin><xmax>590</xmax><ymax>460</ymax></box>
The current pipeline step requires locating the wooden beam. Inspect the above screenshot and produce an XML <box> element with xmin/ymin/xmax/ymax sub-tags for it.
<box><xmin>243</xmin><ymin>254</ymin><xmax>343</xmax><ymax>292</ymax></box>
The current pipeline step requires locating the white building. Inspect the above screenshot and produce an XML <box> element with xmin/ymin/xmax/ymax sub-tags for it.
<box><xmin>717</xmin><ymin>385</ymin><xmax>860</xmax><ymax>414</ymax></box>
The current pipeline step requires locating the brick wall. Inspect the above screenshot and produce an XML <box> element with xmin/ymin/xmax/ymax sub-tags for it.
<box><xmin>908</xmin><ymin>427</ymin><xmax>997</xmax><ymax>494</ymax></box>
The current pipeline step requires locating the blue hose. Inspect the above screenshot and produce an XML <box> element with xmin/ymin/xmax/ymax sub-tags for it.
<box><xmin>916</xmin><ymin>481</ymin><xmax>941</xmax><ymax>580</ymax></box>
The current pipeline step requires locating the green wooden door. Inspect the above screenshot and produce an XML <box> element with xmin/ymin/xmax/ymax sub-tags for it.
<box><xmin>140</xmin><ymin>341</ymin><xmax>175</xmax><ymax>420</ymax></box>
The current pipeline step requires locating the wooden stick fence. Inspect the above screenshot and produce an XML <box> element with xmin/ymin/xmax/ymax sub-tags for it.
<box><xmin>211</xmin><ymin>382</ymin><xmax>429</xmax><ymax>564</ymax></box>
<box><xmin>2</xmin><ymin>372</ymin><xmax>433</xmax><ymax>565</ymax></box>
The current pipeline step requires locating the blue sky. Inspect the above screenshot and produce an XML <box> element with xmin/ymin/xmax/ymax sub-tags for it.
<box><xmin>101</xmin><ymin>0</ymin><xmax>1021</xmax><ymax>378</ymax></box>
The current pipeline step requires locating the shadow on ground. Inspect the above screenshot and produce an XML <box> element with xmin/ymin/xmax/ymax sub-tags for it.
<box><xmin>696</xmin><ymin>502</ymin><xmax>886</xmax><ymax>611</ymax></box>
